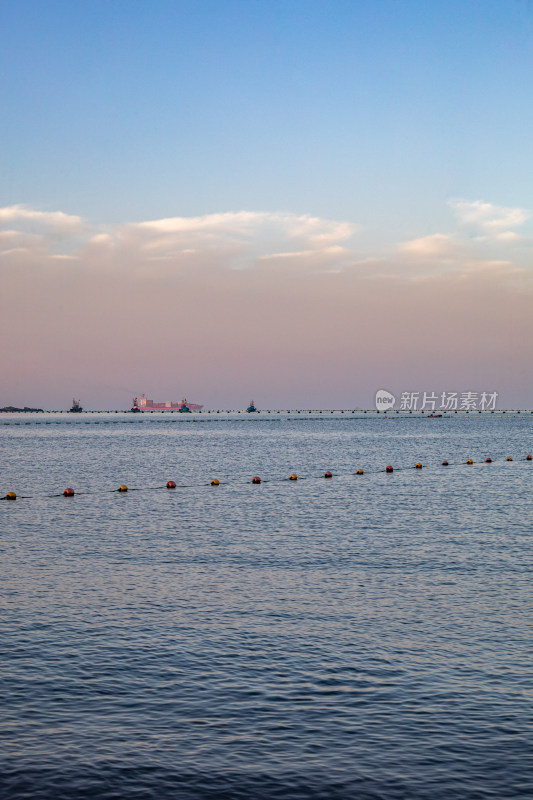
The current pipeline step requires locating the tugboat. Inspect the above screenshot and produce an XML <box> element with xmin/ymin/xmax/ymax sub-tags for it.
<box><xmin>178</xmin><ymin>398</ymin><xmax>191</xmax><ymax>413</ymax></box>
<box><xmin>246</xmin><ymin>400</ymin><xmax>258</xmax><ymax>413</ymax></box>
<box><xmin>69</xmin><ymin>398</ymin><xmax>83</xmax><ymax>413</ymax></box>
<box><xmin>131</xmin><ymin>397</ymin><xmax>141</xmax><ymax>412</ymax></box>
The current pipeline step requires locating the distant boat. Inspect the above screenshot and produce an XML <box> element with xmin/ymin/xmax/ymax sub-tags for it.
<box><xmin>246</xmin><ymin>400</ymin><xmax>258</xmax><ymax>413</ymax></box>
<box><xmin>69</xmin><ymin>398</ymin><xmax>83</xmax><ymax>413</ymax></box>
<box><xmin>131</xmin><ymin>397</ymin><xmax>141</xmax><ymax>413</ymax></box>
<box><xmin>137</xmin><ymin>394</ymin><xmax>203</xmax><ymax>412</ymax></box>
<box><xmin>427</xmin><ymin>413</ymin><xmax>442</xmax><ymax>418</ymax></box>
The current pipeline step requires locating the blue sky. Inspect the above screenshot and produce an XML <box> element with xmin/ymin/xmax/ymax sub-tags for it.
<box><xmin>1</xmin><ymin>1</ymin><xmax>532</xmax><ymax>408</ymax></box>
<box><xmin>2</xmin><ymin>0</ymin><xmax>532</xmax><ymax>233</ymax></box>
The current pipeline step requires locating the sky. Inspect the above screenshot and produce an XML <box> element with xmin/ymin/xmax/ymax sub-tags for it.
<box><xmin>1</xmin><ymin>0</ymin><xmax>532</xmax><ymax>409</ymax></box>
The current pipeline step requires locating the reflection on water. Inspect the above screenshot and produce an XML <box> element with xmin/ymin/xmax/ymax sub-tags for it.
<box><xmin>1</xmin><ymin>415</ymin><xmax>532</xmax><ymax>799</ymax></box>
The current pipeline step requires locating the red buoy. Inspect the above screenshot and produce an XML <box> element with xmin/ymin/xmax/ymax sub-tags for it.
<box><xmin>527</xmin><ymin>455</ymin><xmax>532</xmax><ymax>460</ymax></box>
<box><xmin>63</xmin><ymin>487</ymin><xmax>75</xmax><ymax>497</ymax></box>
<box><xmin>442</xmin><ymin>461</ymin><xmax>449</xmax><ymax>466</ymax></box>
<box><xmin>166</xmin><ymin>481</ymin><xmax>176</xmax><ymax>489</ymax></box>
<box><xmin>251</xmin><ymin>476</ymin><xmax>261</xmax><ymax>484</ymax></box>
<box><xmin>385</xmin><ymin>465</ymin><xmax>393</xmax><ymax>473</ymax></box>
<box><xmin>485</xmin><ymin>458</ymin><xmax>492</xmax><ymax>463</ymax></box>
<box><xmin>324</xmin><ymin>471</ymin><xmax>332</xmax><ymax>478</ymax></box>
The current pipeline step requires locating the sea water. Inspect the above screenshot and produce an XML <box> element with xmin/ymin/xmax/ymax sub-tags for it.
<box><xmin>1</xmin><ymin>413</ymin><xmax>532</xmax><ymax>799</ymax></box>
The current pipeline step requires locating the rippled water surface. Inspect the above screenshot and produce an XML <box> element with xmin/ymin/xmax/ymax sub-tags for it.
<box><xmin>1</xmin><ymin>413</ymin><xmax>532</xmax><ymax>799</ymax></box>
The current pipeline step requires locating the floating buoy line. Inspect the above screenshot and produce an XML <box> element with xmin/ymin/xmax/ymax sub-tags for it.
<box><xmin>1</xmin><ymin>409</ymin><xmax>533</xmax><ymax>427</ymax></box>
<box><xmin>2</xmin><ymin>455</ymin><xmax>531</xmax><ymax>501</ymax></box>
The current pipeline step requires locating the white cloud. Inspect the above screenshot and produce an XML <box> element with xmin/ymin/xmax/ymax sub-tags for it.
<box><xmin>0</xmin><ymin>247</ymin><xmax>31</xmax><ymax>257</ymax></box>
<box><xmin>494</xmin><ymin>231</ymin><xmax>523</xmax><ymax>242</ymax></box>
<box><xmin>281</xmin><ymin>215</ymin><xmax>356</xmax><ymax>244</ymax></box>
<box><xmin>257</xmin><ymin>244</ymin><xmax>353</xmax><ymax>272</ymax></box>
<box><xmin>135</xmin><ymin>211</ymin><xmax>356</xmax><ymax>244</ymax></box>
<box><xmin>95</xmin><ymin>211</ymin><xmax>359</xmax><ymax>273</ymax></box>
<box><xmin>0</xmin><ymin>204</ymin><xmax>83</xmax><ymax>233</ymax></box>
<box><xmin>132</xmin><ymin>211</ymin><xmax>356</xmax><ymax>249</ymax></box>
<box><xmin>449</xmin><ymin>199</ymin><xmax>529</xmax><ymax>231</ymax></box>
<box><xmin>1</xmin><ymin>202</ymin><xmax>531</xmax><ymax>289</ymax></box>
<box><xmin>397</xmin><ymin>233</ymin><xmax>461</xmax><ymax>259</ymax></box>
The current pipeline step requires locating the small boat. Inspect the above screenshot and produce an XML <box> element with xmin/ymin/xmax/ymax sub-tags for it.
<box><xmin>427</xmin><ymin>413</ymin><xmax>442</xmax><ymax>418</ymax></box>
<box><xmin>178</xmin><ymin>398</ymin><xmax>191</xmax><ymax>413</ymax></box>
<box><xmin>69</xmin><ymin>398</ymin><xmax>83</xmax><ymax>413</ymax></box>
<box><xmin>131</xmin><ymin>397</ymin><xmax>141</xmax><ymax>412</ymax></box>
<box><xmin>246</xmin><ymin>400</ymin><xmax>258</xmax><ymax>413</ymax></box>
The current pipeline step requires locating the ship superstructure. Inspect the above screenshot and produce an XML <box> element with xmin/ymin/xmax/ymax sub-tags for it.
<box><xmin>138</xmin><ymin>394</ymin><xmax>203</xmax><ymax>411</ymax></box>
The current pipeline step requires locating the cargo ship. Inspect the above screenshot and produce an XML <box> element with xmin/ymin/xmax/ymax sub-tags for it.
<box><xmin>132</xmin><ymin>395</ymin><xmax>203</xmax><ymax>412</ymax></box>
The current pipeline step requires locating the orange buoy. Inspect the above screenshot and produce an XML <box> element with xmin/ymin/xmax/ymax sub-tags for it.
<box><xmin>466</xmin><ymin>459</ymin><xmax>473</xmax><ymax>465</ymax></box>
<box><xmin>166</xmin><ymin>481</ymin><xmax>176</xmax><ymax>489</ymax></box>
<box><xmin>356</xmin><ymin>468</ymin><xmax>364</xmax><ymax>475</ymax></box>
<box><xmin>442</xmin><ymin>461</ymin><xmax>449</xmax><ymax>466</ymax></box>
<box><xmin>210</xmin><ymin>479</ymin><xmax>220</xmax><ymax>485</ymax></box>
<box><xmin>485</xmin><ymin>458</ymin><xmax>492</xmax><ymax>463</ymax></box>
<box><xmin>251</xmin><ymin>476</ymin><xmax>261</xmax><ymax>484</ymax></box>
<box><xmin>324</xmin><ymin>471</ymin><xmax>332</xmax><ymax>478</ymax></box>
<box><xmin>527</xmin><ymin>455</ymin><xmax>532</xmax><ymax>460</ymax></box>
<box><xmin>385</xmin><ymin>465</ymin><xmax>393</xmax><ymax>473</ymax></box>
<box><xmin>63</xmin><ymin>487</ymin><xmax>75</xmax><ymax>497</ymax></box>
<box><xmin>506</xmin><ymin>457</ymin><xmax>513</xmax><ymax>461</ymax></box>
<box><xmin>415</xmin><ymin>463</ymin><xmax>423</xmax><ymax>469</ymax></box>
<box><xmin>117</xmin><ymin>485</ymin><xmax>128</xmax><ymax>492</ymax></box>
<box><xmin>289</xmin><ymin>474</ymin><xmax>297</xmax><ymax>480</ymax></box>
<box><xmin>5</xmin><ymin>491</ymin><xmax>16</xmax><ymax>500</ymax></box>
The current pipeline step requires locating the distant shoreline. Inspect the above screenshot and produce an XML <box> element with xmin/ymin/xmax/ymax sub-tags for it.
<box><xmin>0</xmin><ymin>406</ymin><xmax>44</xmax><ymax>413</ymax></box>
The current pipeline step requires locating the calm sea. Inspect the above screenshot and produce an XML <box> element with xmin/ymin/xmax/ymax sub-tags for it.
<box><xmin>1</xmin><ymin>412</ymin><xmax>532</xmax><ymax>799</ymax></box>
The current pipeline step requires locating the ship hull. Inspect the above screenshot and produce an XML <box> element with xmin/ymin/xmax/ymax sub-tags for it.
<box><xmin>138</xmin><ymin>396</ymin><xmax>203</xmax><ymax>412</ymax></box>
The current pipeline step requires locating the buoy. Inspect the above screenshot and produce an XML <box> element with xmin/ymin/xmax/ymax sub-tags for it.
<box><xmin>289</xmin><ymin>474</ymin><xmax>297</xmax><ymax>480</ymax></box>
<box><xmin>442</xmin><ymin>461</ymin><xmax>449</xmax><ymax>466</ymax></box>
<box><xmin>324</xmin><ymin>471</ymin><xmax>332</xmax><ymax>478</ymax></box>
<box><xmin>527</xmin><ymin>455</ymin><xmax>532</xmax><ymax>460</ymax></box>
<box><xmin>466</xmin><ymin>459</ymin><xmax>473</xmax><ymax>465</ymax></box>
<box><xmin>506</xmin><ymin>457</ymin><xmax>513</xmax><ymax>461</ymax></box>
<box><xmin>356</xmin><ymin>468</ymin><xmax>364</xmax><ymax>475</ymax></box>
<box><xmin>415</xmin><ymin>463</ymin><xmax>423</xmax><ymax>469</ymax></box>
<box><xmin>117</xmin><ymin>485</ymin><xmax>128</xmax><ymax>492</ymax></box>
<box><xmin>251</xmin><ymin>476</ymin><xmax>261</xmax><ymax>484</ymax></box>
<box><xmin>5</xmin><ymin>491</ymin><xmax>16</xmax><ymax>500</ymax></box>
<box><xmin>166</xmin><ymin>481</ymin><xmax>176</xmax><ymax>489</ymax></box>
<box><xmin>385</xmin><ymin>465</ymin><xmax>393</xmax><ymax>473</ymax></box>
<box><xmin>485</xmin><ymin>458</ymin><xmax>492</xmax><ymax>463</ymax></box>
<box><xmin>210</xmin><ymin>479</ymin><xmax>220</xmax><ymax>485</ymax></box>
<box><xmin>63</xmin><ymin>487</ymin><xmax>75</xmax><ymax>496</ymax></box>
